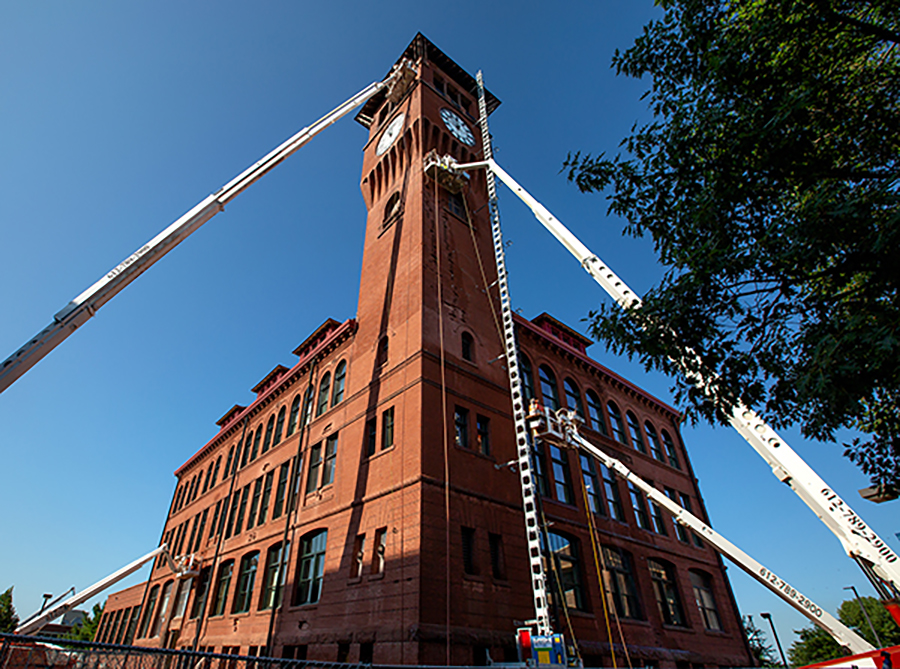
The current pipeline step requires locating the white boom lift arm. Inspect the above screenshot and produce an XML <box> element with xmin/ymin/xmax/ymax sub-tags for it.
<box><xmin>0</xmin><ymin>60</ymin><xmax>416</xmax><ymax>396</ymax></box>
<box><xmin>16</xmin><ymin>544</ymin><xmax>194</xmax><ymax>636</ymax></box>
<box><xmin>434</xmin><ymin>155</ymin><xmax>900</xmax><ymax>624</ymax></box>
<box><xmin>527</xmin><ymin>404</ymin><xmax>875</xmax><ymax>655</ymax></box>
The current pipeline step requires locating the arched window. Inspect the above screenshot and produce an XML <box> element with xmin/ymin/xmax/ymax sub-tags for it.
<box><xmin>287</xmin><ymin>394</ymin><xmax>302</xmax><ymax>437</ymax></box>
<box><xmin>690</xmin><ymin>570</ymin><xmax>722</xmax><ymax>630</ymax></box>
<box><xmin>627</xmin><ymin>411</ymin><xmax>646</xmax><ymax>453</ymax></box>
<box><xmin>300</xmin><ymin>387</ymin><xmax>314</xmax><ymax>428</ymax></box>
<box><xmin>607</xmin><ymin>401</ymin><xmax>627</xmax><ymax>443</ymax></box>
<box><xmin>262</xmin><ymin>415</ymin><xmax>275</xmax><ymax>454</ymax></box>
<box><xmin>250</xmin><ymin>427</ymin><xmax>262</xmax><ymax>462</ymax></box>
<box><xmin>210</xmin><ymin>456</ymin><xmax>221</xmax><ymax>489</ymax></box>
<box><xmin>383</xmin><ymin>191</ymin><xmax>401</xmax><ymax>229</ymax></box>
<box><xmin>539</xmin><ymin>365</ymin><xmax>559</xmax><ymax>411</ymax></box>
<box><xmin>260</xmin><ymin>541</ymin><xmax>291</xmax><ymax>610</ymax></box>
<box><xmin>137</xmin><ymin>584</ymin><xmax>159</xmax><ymax>638</ymax></box>
<box><xmin>331</xmin><ymin>360</ymin><xmax>347</xmax><ymax>406</ymax></box>
<box><xmin>240</xmin><ymin>431</ymin><xmax>252</xmax><ymax>468</ymax></box>
<box><xmin>223</xmin><ymin>445</ymin><xmax>235</xmax><ymax>480</ymax></box>
<box><xmin>649</xmin><ymin>559</ymin><xmax>687</xmax><ymax>626</ymax></box>
<box><xmin>150</xmin><ymin>580</ymin><xmax>173</xmax><ymax>637</ymax></box>
<box><xmin>661</xmin><ymin>430</ymin><xmax>681</xmax><ymax>469</ymax></box>
<box><xmin>273</xmin><ymin>406</ymin><xmax>286</xmax><ymax>446</ymax></box>
<box><xmin>316</xmin><ymin>372</ymin><xmax>331</xmax><ymax>417</ymax></box>
<box><xmin>645</xmin><ymin>422</ymin><xmax>664</xmax><ymax>461</ymax></box>
<box><xmin>202</xmin><ymin>463</ymin><xmax>213</xmax><ymax>494</ymax></box>
<box><xmin>586</xmin><ymin>390</ymin><xmax>607</xmax><ymax>435</ymax></box>
<box><xmin>294</xmin><ymin>530</ymin><xmax>328</xmax><ymax>606</ymax></box>
<box><xmin>232</xmin><ymin>551</ymin><xmax>259</xmax><ymax>614</ymax></box>
<box><xmin>563</xmin><ymin>378</ymin><xmax>585</xmax><ymax>419</ymax></box>
<box><xmin>377</xmin><ymin>336</ymin><xmax>389</xmax><ymax>367</ymax></box>
<box><xmin>461</xmin><ymin>332</ymin><xmax>474</xmax><ymax>362</ymax></box>
<box><xmin>211</xmin><ymin>560</ymin><xmax>234</xmax><ymax>616</ymax></box>
<box><xmin>602</xmin><ymin>546</ymin><xmax>643</xmax><ymax>620</ymax></box>
<box><xmin>519</xmin><ymin>355</ymin><xmax>535</xmax><ymax>402</ymax></box>
<box><xmin>546</xmin><ymin>532</ymin><xmax>587</xmax><ymax>611</ymax></box>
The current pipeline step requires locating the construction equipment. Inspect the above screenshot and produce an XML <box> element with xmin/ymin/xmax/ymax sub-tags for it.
<box><xmin>432</xmin><ymin>152</ymin><xmax>900</xmax><ymax>630</ymax></box>
<box><xmin>16</xmin><ymin>545</ymin><xmax>194</xmax><ymax>636</ymax></box>
<box><xmin>527</xmin><ymin>402</ymin><xmax>875</xmax><ymax>656</ymax></box>
<box><xmin>0</xmin><ymin>60</ymin><xmax>415</xmax><ymax>397</ymax></box>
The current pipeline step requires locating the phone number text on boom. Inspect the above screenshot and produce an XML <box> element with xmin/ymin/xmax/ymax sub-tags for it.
<box><xmin>759</xmin><ymin>568</ymin><xmax>823</xmax><ymax>617</ymax></box>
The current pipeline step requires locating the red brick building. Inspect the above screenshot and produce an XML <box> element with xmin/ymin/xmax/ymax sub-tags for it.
<box><xmin>95</xmin><ymin>34</ymin><xmax>753</xmax><ymax>668</ymax></box>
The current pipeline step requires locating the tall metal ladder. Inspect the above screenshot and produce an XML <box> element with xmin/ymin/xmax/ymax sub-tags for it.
<box><xmin>476</xmin><ymin>71</ymin><xmax>552</xmax><ymax>636</ymax></box>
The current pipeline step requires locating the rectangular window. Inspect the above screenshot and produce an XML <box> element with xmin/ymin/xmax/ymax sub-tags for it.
<box><xmin>209</xmin><ymin>500</ymin><xmax>222</xmax><ymax>539</ymax></box>
<box><xmin>602</xmin><ymin>546</ymin><xmax>643</xmax><ymax>619</ymax></box>
<box><xmin>294</xmin><ymin>530</ymin><xmax>328</xmax><ymax>606</ymax></box>
<box><xmin>273</xmin><ymin>462</ymin><xmax>290</xmax><ymax>519</ymax></box>
<box><xmin>373</xmin><ymin>527</ymin><xmax>387</xmax><ymax>574</ymax></box>
<box><xmin>232</xmin><ymin>552</ymin><xmax>259</xmax><ymax>614</ymax></box>
<box><xmin>306</xmin><ymin>443</ymin><xmax>322</xmax><ymax>494</ymax></box>
<box><xmin>462</xmin><ymin>526</ymin><xmax>477</xmax><ymax>575</ymax></box>
<box><xmin>690</xmin><ymin>571</ymin><xmax>722</xmax><ymax>631</ymax></box>
<box><xmin>211</xmin><ymin>561</ymin><xmax>234</xmax><ymax>617</ymax></box>
<box><xmin>580</xmin><ymin>454</ymin><xmax>604</xmax><ymax>515</ymax></box>
<box><xmin>447</xmin><ymin>191</ymin><xmax>465</xmax><ymax>218</ymax></box>
<box><xmin>476</xmin><ymin>415</ymin><xmax>490</xmax><ymax>456</ymax></box>
<box><xmin>649</xmin><ymin>496</ymin><xmax>668</xmax><ymax>536</ymax></box>
<box><xmin>629</xmin><ymin>481</ymin><xmax>651</xmax><ymax>530</ymax></box>
<box><xmin>533</xmin><ymin>440</ymin><xmax>549</xmax><ymax>498</ymax></box>
<box><xmin>259</xmin><ymin>541</ymin><xmax>290</xmax><ymax>610</ymax></box>
<box><xmin>258</xmin><ymin>470</ymin><xmax>274</xmax><ymax>526</ymax></box>
<box><xmin>489</xmin><ymin>533</ymin><xmax>506</xmax><ymax>580</ymax></box>
<box><xmin>679</xmin><ymin>493</ymin><xmax>705</xmax><ymax>547</ymax></box>
<box><xmin>224</xmin><ymin>492</ymin><xmax>241</xmax><ymax>539</ymax></box>
<box><xmin>150</xmin><ymin>580</ymin><xmax>173</xmax><ymax>638</ymax></box>
<box><xmin>601</xmin><ymin>463</ymin><xmax>625</xmax><ymax>521</ymax></box>
<box><xmin>173</xmin><ymin>577</ymin><xmax>192</xmax><ymax>619</ymax></box>
<box><xmin>189</xmin><ymin>567</ymin><xmax>211</xmax><ymax>619</ymax></box>
<box><xmin>247</xmin><ymin>477</ymin><xmax>263</xmax><ymax>530</ymax></box>
<box><xmin>124</xmin><ymin>605</ymin><xmax>141</xmax><ymax>644</ymax></box>
<box><xmin>289</xmin><ymin>454</ymin><xmax>303</xmax><ymax>511</ymax></box>
<box><xmin>549</xmin><ymin>445</ymin><xmax>574</xmax><ymax>504</ymax></box>
<box><xmin>366</xmin><ymin>417</ymin><xmax>377</xmax><ymax>456</ymax></box>
<box><xmin>233</xmin><ymin>485</ymin><xmax>250</xmax><ymax>536</ymax></box>
<box><xmin>351</xmin><ymin>534</ymin><xmax>365</xmax><ymax>579</ymax></box>
<box><xmin>665</xmin><ymin>488</ymin><xmax>690</xmax><ymax>542</ymax></box>
<box><xmin>194</xmin><ymin>508</ymin><xmax>208</xmax><ymax>552</ymax></box>
<box><xmin>382</xmin><ymin>408</ymin><xmax>394</xmax><ymax>450</ymax></box>
<box><xmin>322</xmin><ymin>434</ymin><xmax>338</xmax><ymax>486</ymax></box>
<box><xmin>217</xmin><ymin>495</ymin><xmax>230</xmax><ymax>537</ymax></box>
<box><xmin>454</xmin><ymin>407</ymin><xmax>469</xmax><ymax>449</ymax></box>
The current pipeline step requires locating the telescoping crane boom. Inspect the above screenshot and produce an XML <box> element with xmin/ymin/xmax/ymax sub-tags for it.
<box><xmin>0</xmin><ymin>60</ymin><xmax>416</xmax><ymax>397</ymax></box>
<box><xmin>428</xmin><ymin>153</ymin><xmax>900</xmax><ymax>627</ymax></box>
<box><xmin>527</xmin><ymin>403</ymin><xmax>875</xmax><ymax>655</ymax></box>
<box><xmin>15</xmin><ymin>544</ymin><xmax>194</xmax><ymax>636</ymax></box>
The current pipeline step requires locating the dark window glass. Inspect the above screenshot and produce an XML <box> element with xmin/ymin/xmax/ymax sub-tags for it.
<box><xmin>454</xmin><ymin>406</ymin><xmax>469</xmax><ymax>449</ymax></box>
<box><xmin>586</xmin><ymin>390</ymin><xmax>608</xmax><ymax>435</ymax></box>
<box><xmin>294</xmin><ymin>530</ymin><xmax>327</xmax><ymax>605</ymax></box>
<box><xmin>246</xmin><ymin>477</ymin><xmax>262</xmax><ymax>530</ymax></box>
<box><xmin>210</xmin><ymin>456</ymin><xmax>221</xmax><ymax>489</ymax></box>
<box><xmin>547</xmin><ymin>532</ymin><xmax>587</xmax><ymax>611</ymax></box>
<box><xmin>476</xmin><ymin>414</ymin><xmax>490</xmax><ymax>456</ymax></box>
<box><xmin>274</xmin><ymin>407</ymin><xmax>286</xmax><ymax>446</ymax></box>
<box><xmin>124</xmin><ymin>605</ymin><xmax>141</xmax><ymax>644</ymax></box>
<box><xmin>666</xmin><ymin>488</ymin><xmax>690</xmax><ymax>543</ymax></box>
<box><xmin>351</xmin><ymin>534</ymin><xmax>365</xmax><ymax>579</ymax></box>
<box><xmin>602</xmin><ymin>546</ymin><xmax>643</xmax><ymax>619</ymax></box>
<box><xmin>489</xmin><ymin>533</ymin><xmax>506</xmax><ymax>580</ymax></box>
<box><xmin>190</xmin><ymin>567</ymin><xmax>211</xmax><ymax>619</ymax></box>
<box><xmin>580</xmin><ymin>454</ymin><xmax>604</xmax><ymax>515</ymax></box>
<box><xmin>377</xmin><ymin>336</ymin><xmax>389</xmax><ymax>367</ymax></box>
<box><xmin>461</xmin><ymin>332</ymin><xmax>474</xmax><ymax>362</ymax></box>
<box><xmin>194</xmin><ymin>508</ymin><xmax>208</xmax><ymax>552</ymax></box>
<box><xmin>462</xmin><ymin>526</ymin><xmax>477</xmax><ymax>575</ymax></box>
<box><xmin>258</xmin><ymin>470</ymin><xmax>273</xmax><ymax>526</ymax></box>
<box><xmin>151</xmin><ymin>580</ymin><xmax>173</xmax><ymax>637</ymax></box>
<box><xmin>661</xmin><ymin>430</ymin><xmax>681</xmax><ymax>469</ymax></box>
<box><xmin>690</xmin><ymin>570</ymin><xmax>722</xmax><ymax>631</ymax></box>
<box><xmin>607</xmin><ymin>402</ymin><xmax>627</xmax><ymax>443</ymax></box>
<box><xmin>564</xmin><ymin>379</ymin><xmax>585</xmax><ymax>419</ymax></box>
<box><xmin>300</xmin><ymin>387</ymin><xmax>314</xmax><ymax>429</ymax></box>
<box><xmin>549</xmin><ymin>444</ymin><xmax>574</xmax><ymax>504</ymax></box>
<box><xmin>232</xmin><ymin>552</ymin><xmax>259</xmax><ymax>614</ymax></box>
<box><xmin>209</xmin><ymin>500</ymin><xmax>221</xmax><ymax>539</ymax></box>
<box><xmin>233</xmin><ymin>485</ymin><xmax>250</xmax><ymax>536</ymax></box>
<box><xmin>216</xmin><ymin>495</ymin><xmax>230</xmax><ymax>536</ymax></box>
<box><xmin>223</xmin><ymin>446</ymin><xmax>235</xmax><ymax>480</ymax></box>
<box><xmin>520</xmin><ymin>355</ymin><xmax>535</xmax><ymax>402</ymax></box>
<box><xmin>628</xmin><ymin>481</ymin><xmax>651</xmax><ymax>530</ymax></box>
<box><xmin>260</xmin><ymin>541</ymin><xmax>290</xmax><ymax>610</ymax></box>
<box><xmin>382</xmin><ymin>408</ymin><xmax>394</xmax><ymax>450</ymax></box>
<box><xmin>202</xmin><ymin>463</ymin><xmax>213</xmax><ymax>494</ymax></box>
<box><xmin>373</xmin><ymin>527</ymin><xmax>387</xmax><ymax>574</ymax></box>
<box><xmin>365</xmin><ymin>417</ymin><xmax>377</xmax><ymax>456</ymax></box>
<box><xmin>273</xmin><ymin>462</ymin><xmax>290</xmax><ymax>518</ymax></box>
<box><xmin>211</xmin><ymin>560</ymin><xmax>234</xmax><ymax>616</ymax></box>
<box><xmin>601</xmin><ymin>463</ymin><xmax>624</xmax><ymax>521</ymax></box>
<box><xmin>316</xmin><ymin>372</ymin><xmax>331</xmax><ymax>417</ymax></box>
<box><xmin>250</xmin><ymin>425</ymin><xmax>262</xmax><ymax>462</ymax></box>
<box><xmin>322</xmin><ymin>434</ymin><xmax>338</xmax><ymax>486</ymax></box>
<box><xmin>645</xmin><ymin>422</ymin><xmax>664</xmax><ymax>461</ymax></box>
<box><xmin>447</xmin><ymin>191</ymin><xmax>465</xmax><ymax>218</ymax></box>
<box><xmin>240</xmin><ymin>432</ymin><xmax>252</xmax><ymax>468</ymax></box>
<box><xmin>539</xmin><ymin>365</ymin><xmax>560</xmax><ymax>411</ymax></box>
<box><xmin>649</xmin><ymin>559</ymin><xmax>687</xmax><ymax>626</ymax></box>
<box><xmin>287</xmin><ymin>395</ymin><xmax>302</xmax><ymax>437</ymax></box>
<box><xmin>533</xmin><ymin>439</ymin><xmax>549</xmax><ymax>498</ymax></box>
<box><xmin>680</xmin><ymin>493</ymin><xmax>705</xmax><ymax>547</ymax></box>
<box><xmin>224</xmin><ymin>492</ymin><xmax>241</xmax><ymax>539</ymax></box>
<box><xmin>306</xmin><ymin>443</ymin><xmax>322</xmax><ymax>494</ymax></box>
<box><xmin>627</xmin><ymin>411</ymin><xmax>646</xmax><ymax>453</ymax></box>
<box><xmin>262</xmin><ymin>415</ymin><xmax>275</xmax><ymax>454</ymax></box>
<box><xmin>649</xmin><ymin>496</ymin><xmax>668</xmax><ymax>536</ymax></box>
<box><xmin>331</xmin><ymin>360</ymin><xmax>347</xmax><ymax>406</ymax></box>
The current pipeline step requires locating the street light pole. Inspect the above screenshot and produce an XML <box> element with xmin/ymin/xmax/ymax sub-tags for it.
<box><xmin>761</xmin><ymin>612</ymin><xmax>789</xmax><ymax>668</ymax></box>
<box><xmin>844</xmin><ymin>585</ymin><xmax>883</xmax><ymax>647</ymax></box>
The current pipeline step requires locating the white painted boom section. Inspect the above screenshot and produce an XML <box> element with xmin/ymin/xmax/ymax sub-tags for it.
<box><xmin>16</xmin><ymin>545</ymin><xmax>180</xmax><ymax>636</ymax></box>
<box><xmin>0</xmin><ymin>65</ymin><xmax>412</xmax><ymax>396</ymax></box>
<box><xmin>451</xmin><ymin>157</ymin><xmax>900</xmax><ymax>603</ymax></box>
<box><xmin>528</xmin><ymin>406</ymin><xmax>875</xmax><ymax>655</ymax></box>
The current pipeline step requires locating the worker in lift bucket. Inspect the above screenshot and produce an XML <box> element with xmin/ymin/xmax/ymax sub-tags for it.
<box><xmin>882</xmin><ymin>650</ymin><xmax>893</xmax><ymax>669</ymax></box>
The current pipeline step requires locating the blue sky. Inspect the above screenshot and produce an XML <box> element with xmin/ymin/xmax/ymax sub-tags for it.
<box><xmin>1</xmin><ymin>1</ymin><xmax>896</xmax><ymax>652</ymax></box>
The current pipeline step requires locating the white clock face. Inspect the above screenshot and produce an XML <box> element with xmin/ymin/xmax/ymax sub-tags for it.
<box><xmin>376</xmin><ymin>113</ymin><xmax>405</xmax><ymax>156</ymax></box>
<box><xmin>440</xmin><ymin>108</ymin><xmax>476</xmax><ymax>147</ymax></box>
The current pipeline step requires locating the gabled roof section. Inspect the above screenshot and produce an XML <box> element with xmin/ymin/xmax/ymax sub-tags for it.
<box><xmin>216</xmin><ymin>404</ymin><xmax>246</xmax><ymax>428</ymax></box>
<box><xmin>356</xmin><ymin>33</ymin><xmax>500</xmax><ymax>129</ymax></box>
<box><xmin>251</xmin><ymin>364</ymin><xmax>289</xmax><ymax>396</ymax></box>
<box><xmin>292</xmin><ymin>318</ymin><xmax>342</xmax><ymax>358</ymax></box>
<box><xmin>532</xmin><ymin>312</ymin><xmax>593</xmax><ymax>354</ymax></box>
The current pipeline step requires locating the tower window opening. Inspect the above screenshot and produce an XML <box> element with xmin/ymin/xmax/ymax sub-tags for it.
<box><xmin>461</xmin><ymin>332</ymin><xmax>474</xmax><ymax>361</ymax></box>
<box><xmin>447</xmin><ymin>191</ymin><xmax>465</xmax><ymax>219</ymax></box>
<box><xmin>383</xmin><ymin>192</ymin><xmax>401</xmax><ymax>230</ymax></box>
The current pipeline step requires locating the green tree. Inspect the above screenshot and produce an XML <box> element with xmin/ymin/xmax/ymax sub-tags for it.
<box><xmin>789</xmin><ymin>596</ymin><xmax>900</xmax><ymax>664</ymax></box>
<box><xmin>564</xmin><ymin>0</ymin><xmax>900</xmax><ymax>487</ymax></box>
<box><xmin>0</xmin><ymin>586</ymin><xmax>19</xmax><ymax>633</ymax></box>
<box><xmin>743</xmin><ymin>615</ymin><xmax>779</xmax><ymax>667</ymax></box>
<box><xmin>65</xmin><ymin>603</ymin><xmax>104</xmax><ymax>642</ymax></box>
